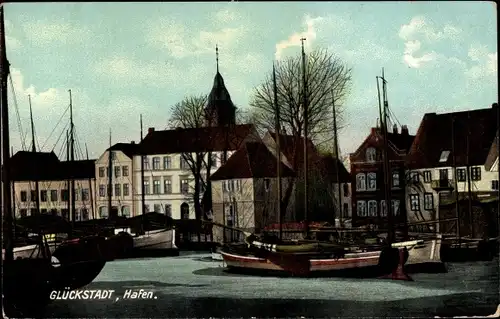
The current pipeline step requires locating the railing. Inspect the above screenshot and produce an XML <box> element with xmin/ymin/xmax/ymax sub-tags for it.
<box><xmin>431</xmin><ymin>179</ymin><xmax>454</xmax><ymax>189</ymax></box>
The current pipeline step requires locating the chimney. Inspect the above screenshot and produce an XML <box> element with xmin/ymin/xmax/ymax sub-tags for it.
<box><xmin>148</xmin><ymin>127</ymin><xmax>155</xmax><ymax>134</ymax></box>
<box><xmin>393</xmin><ymin>124</ymin><xmax>398</xmax><ymax>134</ymax></box>
<box><xmin>401</xmin><ymin>125</ymin><xmax>409</xmax><ymax>135</ymax></box>
<box><xmin>492</xmin><ymin>103</ymin><xmax>498</xmax><ymax>109</ymax></box>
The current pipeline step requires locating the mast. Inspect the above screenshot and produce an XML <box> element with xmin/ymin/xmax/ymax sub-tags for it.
<box><xmin>466</xmin><ymin>111</ymin><xmax>473</xmax><ymax>238</ymax></box>
<box><xmin>451</xmin><ymin>116</ymin><xmax>461</xmax><ymax>246</ymax></box>
<box><xmin>69</xmin><ymin>90</ymin><xmax>75</xmax><ymax>224</ymax></box>
<box><xmin>28</xmin><ymin>95</ymin><xmax>40</xmax><ymax>217</ymax></box>
<box><xmin>107</xmin><ymin>129</ymin><xmax>112</xmax><ymax>219</ymax></box>
<box><xmin>1</xmin><ymin>5</ymin><xmax>14</xmax><ymax>261</ymax></box>
<box><xmin>332</xmin><ymin>91</ymin><xmax>342</xmax><ymax>227</ymax></box>
<box><xmin>66</xmin><ymin>130</ymin><xmax>70</xmax><ymax>218</ymax></box>
<box><xmin>86</xmin><ymin>143</ymin><xmax>94</xmax><ymax>220</ymax></box>
<box><xmin>140</xmin><ymin>115</ymin><xmax>145</xmax><ymax>218</ymax></box>
<box><xmin>300</xmin><ymin>37</ymin><xmax>309</xmax><ymax>237</ymax></box>
<box><xmin>377</xmin><ymin>69</ymin><xmax>394</xmax><ymax>244</ymax></box>
<box><xmin>273</xmin><ymin>62</ymin><xmax>283</xmax><ymax>240</ymax></box>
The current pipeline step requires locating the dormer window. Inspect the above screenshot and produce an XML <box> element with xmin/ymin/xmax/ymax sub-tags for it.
<box><xmin>439</xmin><ymin>150</ymin><xmax>450</xmax><ymax>163</ymax></box>
<box><xmin>366</xmin><ymin>148</ymin><xmax>376</xmax><ymax>162</ymax></box>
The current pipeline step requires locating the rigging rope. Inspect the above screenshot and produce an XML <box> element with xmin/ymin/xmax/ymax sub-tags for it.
<box><xmin>40</xmin><ymin>103</ymin><xmax>70</xmax><ymax>152</ymax></box>
<box><xmin>8</xmin><ymin>74</ymin><xmax>27</xmax><ymax>151</ymax></box>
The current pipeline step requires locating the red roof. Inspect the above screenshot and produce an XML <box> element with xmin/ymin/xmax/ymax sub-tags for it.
<box><xmin>210</xmin><ymin>141</ymin><xmax>295</xmax><ymax>181</ymax></box>
<box><xmin>406</xmin><ymin>105</ymin><xmax>499</xmax><ymax>169</ymax></box>
<box><xmin>139</xmin><ymin>124</ymin><xmax>257</xmax><ymax>155</ymax></box>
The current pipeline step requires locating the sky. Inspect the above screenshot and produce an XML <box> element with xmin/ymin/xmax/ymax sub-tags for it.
<box><xmin>3</xmin><ymin>2</ymin><xmax>498</xmax><ymax>160</ymax></box>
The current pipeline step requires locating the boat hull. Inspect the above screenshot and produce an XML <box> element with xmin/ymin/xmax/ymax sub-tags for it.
<box><xmin>396</xmin><ymin>235</ymin><xmax>446</xmax><ymax>273</ymax></box>
<box><xmin>2</xmin><ymin>241</ymin><xmax>58</xmax><ymax>260</ymax></box>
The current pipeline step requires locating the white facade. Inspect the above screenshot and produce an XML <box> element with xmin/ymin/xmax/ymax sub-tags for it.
<box><xmin>132</xmin><ymin>151</ymin><xmax>234</xmax><ymax>220</ymax></box>
<box><xmin>405</xmin><ymin>159</ymin><xmax>499</xmax><ymax>224</ymax></box>
<box><xmin>95</xmin><ymin>149</ymin><xmax>136</xmax><ymax>218</ymax></box>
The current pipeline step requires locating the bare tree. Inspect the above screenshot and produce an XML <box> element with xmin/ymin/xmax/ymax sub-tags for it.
<box><xmin>249</xmin><ymin>48</ymin><xmax>352</xmax><ymax>145</ymax></box>
<box><xmin>168</xmin><ymin>95</ymin><xmax>213</xmax><ymax>223</ymax></box>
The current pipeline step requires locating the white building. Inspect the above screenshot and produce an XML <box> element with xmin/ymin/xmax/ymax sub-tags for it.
<box><xmin>405</xmin><ymin>104</ymin><xmax>499</xmax><ymax>236</ymax></box>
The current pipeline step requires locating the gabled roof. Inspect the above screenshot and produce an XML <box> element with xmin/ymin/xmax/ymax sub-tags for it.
<box><xmin>265</xmin><ymin>131</ymin><xmax>319</xmax><ymax>169</ymax></box>
<box><xmin>406</xmin><ymin>105</ymin><xmax>499</xmax><ymax>169</ymax></box>
<box><xmin>140</xmin><ymin>124</ymin><xmax>257</xmax><ymax>155</ymax></box>
<box><xmin>9</xmin><ymin>151</ymin><xmax>96</xmax><ymax>181</ymax></box>
<box><xmin>107</xmin><ymin>142</ymin><xmax>140</xmax><ymax>159</ymax></box>
<box><xmin>351</xmin><ymin>127</ymin><xmax>415</xmax><ymax>160</ymax></box>
<box><xmin>485</xmin><ymin>130</ymin><xmax>499</xmax><ymax>171</ymax></box>
<box><xmin>210</xmin><ymin>141</ymin><xmax>295</xmax><ymax>181</ymax></box>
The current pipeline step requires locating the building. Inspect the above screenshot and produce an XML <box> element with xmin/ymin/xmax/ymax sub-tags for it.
<box><xmin>10</xmin><ymin>151</ymin><xmax>96</xmax><ymax>220</ymax></box>
<box><xmin>405</xmin><ymin>103</ymin><xmax>499</xmax><ymax>237</ymax></box>
<box><xmin>350</xmin><ymin>124</ymin><xmax>415</xmax><ymax>227</ymax></box>
<box><xmin>210</xmin><ymin>141</ymin><xmax>296</xmax><ymax>242</ymax></box>
<box><xmin>94</xmin><ymin>142</ymin><xmax>139</xmax><ymax>218</ymax></box>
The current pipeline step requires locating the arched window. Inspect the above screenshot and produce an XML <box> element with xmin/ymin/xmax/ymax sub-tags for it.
<box><xmin>356</xmin><ymin>200</ymin><xmax>367</xmax><ymax>217</ymax></box>
<box><xmin>368</xmin><ymin>200</ymin><xmax>378</xmax><ymax>217</ymax></box>
<box><xmin>181</xmin><ymin>202</ymin><xmax>189</xmax><ymax>219</ymax></box>
<box><xmin>367</xmin><ymin>173</ymin><xmax>377</xmax><ymax>190</ymax></box>
<box><xmin>356</xmin><ymin>173</ymin><xmax>366</xmax><ymax>191</ymax></box>
<box><xmin>99</xmin><ymin>206</ymin><xmax>108</xmax><ymax>219</ymax></box>
<box><xmin>366</xmin><ymin>147</ymin><xmax>376</xmax><ymax>162</ymax></box>
<box><xmin>380</xmin><ymin>200</ymin><xmax>387</xmax><ymax>217</ymax></box>
<box><xmin>121</xmin><ymin>206</ymin><xmax>131</xmax><ymax>218</ymax></box>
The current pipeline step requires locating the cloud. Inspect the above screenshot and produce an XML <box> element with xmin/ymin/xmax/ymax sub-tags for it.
<box><xmin>22</xmin><ymin>20</ymin><xmax>92</xmax><ymax>46</ymax></box>
<box><xmin>275</xmin><ymin>15</ymin><xmax>324</xmax><ymax>60</ymax></box>
<box><xmin>146</xmin><ymin>19</ymin><xmax>246</xmax><ymax>59</ymax></box>
<box><xmin>4</xmin><ymin>20</ymin><xmax>22</xmax><ymax>50</ymax></box>
<box><xmin>214</xmin><ymin>8</ymin><xmax>241</xmax><ymax>23</ymax></box>
<box><xmin>465</xmin><ymin>45</ymin><xmax>498</xmax><ymax>80</ymax></box>
<box><xmin>399</xmin><ymin>16</ymin><xmax>462</xmax><ymax>69</ymax></box>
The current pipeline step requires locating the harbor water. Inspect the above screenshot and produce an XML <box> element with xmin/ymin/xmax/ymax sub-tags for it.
<box><xmin>44</xmin><ymin>252</ymin><xmax>499</xmax><ymax>318</ymax></box>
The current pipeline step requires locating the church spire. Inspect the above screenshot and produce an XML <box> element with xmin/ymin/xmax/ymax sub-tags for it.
<box><xmin>216</xmin><ymin>44</ymin><xmax>219</xmax><ymax>73</ymax></box>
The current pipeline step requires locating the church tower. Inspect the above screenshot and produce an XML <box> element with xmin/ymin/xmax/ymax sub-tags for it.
<box><xmin>204</xmin><ymin>45</ymin><xmax>236</xmax><ymax>127</ymax></box>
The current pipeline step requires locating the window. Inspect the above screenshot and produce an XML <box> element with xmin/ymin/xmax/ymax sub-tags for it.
<box><xmin>210</xmin><ymin>153</ymin><xmax>217</xmax><ymax>167</ymax></box>
<box><xmin>82</xmin><ymin>189</ymin><xmax>89</xmax><ymax>201</ymax></box>
<box><xmin>264</xmin><ymin>179</ymin><xmax>270</xmax><ymax>192</ymax></box>
<box><xmin>424</xmin><ymin>193</ymin><xmax>434</xmax><ymax>210</ymax></box>
<box><xmin>154</xmin><ymin>204</ymin><xmax>161</xmax><ymax>213</ymax></box>
<box><xmin>471</xmin><ymin>167</ymin><xmax>481</xmax><ymax>181</ymax></box>
<box><xmin>114</xmin><ymin>166</ymin><xmax>121</xmax><ymax>178</ymax></box>
<box><xmin>227</xmin><ymin>180</ymin><xmax>235</xmax><ymax>192</ymax></box>
<box><xmin>121</xmin><ymin>206</ymin><xmax>131</xmax><ymax>218</ymax></box>
<box><xmin>50</xmin><ymin>190</ymin><xmax>57</xmax><ymax>202</ymax></box>
<box><xmin>40</xmin><ymin>190</ymin><xmax>47</xmax><ymax>202</ymax></box>
<box><xmin>152</xmin><ymin>157</ymin><xmax>161</xmax><ymax>170</ymax></box>
<box><xmin>356</xmin><ymin>200</ymin><xmax>367</xmax><ymax>217</ymax></box>
<box><xmin>367</xmin><ymin>173</ymin><xmax>377</xmax><ymax>191</ymax></box>
<box><xmin>143</xmin><ymin>178</ymin><xmax>150</xmax><ymax>195</ymax></box>
<box><xmin>61</xmin><ymin>190</ymin><xmax>68</xmax><ymax>201</ymax></box>
<box><xmin>180</xmin><ymin>156</ymin><xmax>189</xmax><ymax>170</ymax></box>
<box><xmin>343</xmin><ymin>203</ymin><xmax>349</xmax><ymax>218</ymax></box>
<box><xmin>30</xmin><ymin>190</ymin><xmax>37</xmax><ymax>202</ymax></box>
<box><xmin>380</xmin><ymin>200</ymin><xmax>387</xmax><ymax>217</ymax></box>
<box><xmin>122</xmin><ymin>166</ymin><xmax>129</xmax><ymax>177</ymax></box>
<box><xmin>391</xmin><ymin>199</ymin><xmax>401</xmax><ymax>216</ymax></box>
<box><xmin>423</xmin><ymin>170</ymin><xmax>432</xmax><ymax>183</ymax></box>
<box><xmin>81</xmin><ymin>209</ymin><xmax>89</xmax><ymax>221</ymax></box>
<box><xmin>153</xmin><ymin>178</ymin><xmax>161</xmax><ymax>194</ymax></box>
<box><xmin>356</xmin><ymin>173</ymin><xmax>366</xmax><ymax>191</ymax></box>
<box><xmin>99</xmin><ymin>207</ymin><xmax>108</xmax><ymax>219</ymax></box>
<box><xmin>144</xmin><ymin>204</ymin><xmax>150</xmax><ymax>213</ymax></box>
<box><xmin>368</xmin><ymin>200</ymin><xmax>377</xmax><ymax>217</ymax></box>
<box><xmin>439</xmin><ymin>169</ymin><xmax>449</xmax><ymax>180</ymax></box>
<box><xmin>163</xmin><ymin>156</ymin><xmax>171</xmax><ymax>169</ymax></box>
<box><xmin>99</xmin><ymin>185</ymin><xmax>106</xmax><ymax>197</ymax></box>
<box><xmin>20</xmin><ymin>191</ymin><xmax>27</xmax><ymax>202</ymax></box>
<box><xmin>439</xmin><ymin>150</ymin><xmax>450</xmax><ymax>163</ymax></box>
<box><xmin>456</xmin><ymin>168</ymin><xmax>466</xmax><ymax>182</ymax></box>
<box><xmin>99</xmin><ymin>167</ymin><xmax>105</xmax><ymax>177</ymax></box>
<box><xmin>115</xmin><ymin>184</ymin><xmax>121</xmax><ymax>197</ymax></box>
<box><xmin>410</xmin><ymin>194</ymin><xmax>420</xmax><ymax>211</ymax></box>
<box><xmin>123</xmin><ymin>184</ymin><xmax>129</xmax><ymax>196</ymax></box>
<box><xmin>235</xmin><ymin>180</ymin><xmax>242</xmax><ymax>193</ymax></box>
<box><xmin>343</xmin><ymin>183</ymin><xmax>349</xmax><ymax>197</ymax></box>
<box><xmin>164</xmin><ymin>178</ymin><xmax>172</xmax><ymax>194</ymax></box>
<box><xmin>410</xmin><ymin>171</ymin><xmax>419</xmax><ymax>182</ymax></box>
<box><xmin>492</xmin><ymin>180</ymin><xmax>499</xmax><ymax>190</ymax></box>
<box><xmin>164</xmin><ymin>204</ymin><xmax>172</xmax><ymax>218</ymax></box>
<box><xmin>180</xmin><ymin>178</ymin><xmax>189</xmax><ymax>194</ymax></box>
<box><xmin>143</xmin><ymin>157</ymin><xmax>149</xmax><ymax>170</ymax></box>
<box><xmin>366</xmin><ymin>147</ymin><xmax>376</xmax><ymax>162</ymax></box>
<box><xmin>392</xmin><ymin>171</ymin><xmax>400</xmax><ymax>188</ymax></box>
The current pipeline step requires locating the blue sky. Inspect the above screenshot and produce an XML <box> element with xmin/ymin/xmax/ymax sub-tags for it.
<box><xmin>4</xmin><ymin>2</ymin><xmax>497</xmax><ymax>160</ymax></box>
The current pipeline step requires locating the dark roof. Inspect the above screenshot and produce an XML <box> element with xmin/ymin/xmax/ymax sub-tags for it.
<box><xmin>350</xmin><ymin>127</ymin><xmax>415</xmax><ymax>162</ymax></box>
<box><xmin>210</xmin><ymin>141</ymin><xmax>295</xmax><ymax>181</ymax></box>
<box><xmin>205</xmin><ymin>72</ymin><xmax>236</xmax><ymax>112</ymax></box>
<box><xmin>140</xmin><ymin>124</ymin><xmax>257</xmax><ymax>155</ymax></box>
<box><xmin>9</xmin><ymin>151</ymin><xmax>96</xmax><ymax>181</ymax></box>
<box><xmin>317</xmin><ymin>155</ymin><xmax>351</xmax><ymax>183</ymax></box>
<box><xmin>406</xmin><ymin>106</ymin><xmax>499</xmax><ymax>169</ymax></box>
<box><xmin>267</xmin><ymin>131</ymin><xmax>319</xmax><ymax>169</ymax></box>
<box><xmin>386</xmin><ymin>131</ymin><xmax>415</xmax><ymax>152</ymax></box>
<box><xmin>107</xmin><ymin>142</ymin><xmax>139</xmax><ymax>158</ymax></box>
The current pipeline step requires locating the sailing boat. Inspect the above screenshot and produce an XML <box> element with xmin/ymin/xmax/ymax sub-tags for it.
<box><xmin>112</xmin><ymin>115</ymin><xmax>177</xmax><ymax>257</ymax></box>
